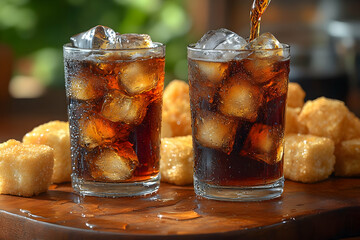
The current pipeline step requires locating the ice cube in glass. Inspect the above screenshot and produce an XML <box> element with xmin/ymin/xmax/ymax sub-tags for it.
<box><xmin>92</xmin><ymin>143</ymin><xmax>139</xmax><ymax>181</ymax></box>
<box><xmin>219</xmin><ymin>78</ymin><xmax>262</xmax><ymax>121</ymax></box>
<box><xmin>194</xmin><ymin>111</ymin><xmax>238</xmax><ymax>154</ymax></box>
<box><xmin>240</xmin><ymin>123</ymin><xmax>284</xmax><ymax>164</ymax></box>
<box><xmin>101</xmin><ymin>90</ymin><xmax>148</xmax><ymax>125</ymax></box>
<box><xmin>118</xmin><ymin>62</ymin><xmax>159</xmax><ymax>95</ymax></box>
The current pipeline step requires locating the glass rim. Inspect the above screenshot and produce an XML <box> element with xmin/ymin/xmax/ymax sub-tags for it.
<box><xmin>63</xmin><ymin>42</ymin><xmax>165</xmax><ymax>52</ymax></box>
<box><xmin>187</xmin><ymin>43</ymin><xmax>290</xmax><ymax>53</ymax></box>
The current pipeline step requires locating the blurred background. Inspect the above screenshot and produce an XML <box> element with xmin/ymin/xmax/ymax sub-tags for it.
<box><xmin>0</xmin><ymin>0</ymin><xmax>360</xmax><ymax>140</ymax></box>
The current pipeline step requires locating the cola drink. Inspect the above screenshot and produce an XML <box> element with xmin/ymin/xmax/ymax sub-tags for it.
<box><xmin>188</xmin><ymin>40</ymin><xmax>289</xmax><ymax>201</ymax></box>
<box><xmin>63</xmin><ymin>26</ymin><xmax>165</xmax><ymax>197</ymax></box>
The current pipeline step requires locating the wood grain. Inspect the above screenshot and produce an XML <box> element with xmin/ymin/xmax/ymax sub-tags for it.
<box><xmin>0</xmin><ymin>178</ymin><xmax>359</xmax><ymax>239</ymax></box>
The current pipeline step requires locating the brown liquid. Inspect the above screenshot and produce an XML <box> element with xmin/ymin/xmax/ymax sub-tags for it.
<box><xmin>188</xmin><ymin>55</ymin><xmax>289</xmax><ymax>187</ymax></box>
<box><xmin>64</xmin><ymin>56</ymin><xmax>165</xmax><ymax>182</ymax></box>
<box><xmin>250</xmin><ymin>0</ymin><xmax>271</xmax><ymax>41</ymax></box>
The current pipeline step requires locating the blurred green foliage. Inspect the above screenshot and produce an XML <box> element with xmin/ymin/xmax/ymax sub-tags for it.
<box><xmin>0</xmin><ymin>0</ymin><xmax>193</xmax><ymax>88</ymax></box>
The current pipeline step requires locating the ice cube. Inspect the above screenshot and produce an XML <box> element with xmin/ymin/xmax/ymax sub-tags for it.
<box><xmin>242</xmin><ymin>57</ymin><xmax>284</xmax><ymax>84</ymax></box>
<box><xmin>194</xmin><ymin>111</ymin><xmax>238</xmax><ymax>154</ymax></box>
<box><xmin>196</xmin><ymin>60</ymin><xmax>228</xmax><ymax>84</ymax></box>
<box><xmin>120</xmin><ymin>33</ymin><xmax>153</xmax><ymax>48</ymax></box>
<box><xmin>70</xmin><ymin>25</ymin><xmax>120</xmax><ymax>49</ymax></box>
<box><xmin>195</xmin><ymin>28</ymin><xmax>247</xmax><ymax>50</ymax></box>
<box><xmin>118</xmin><ymin>61</ymin><xmax>158</xmax><ymax>95</ymax></box>
<box><xmin>101</xmin><ymin>90</ymin><xmax>148</xmax><ymax>125</ymax></box>
<box><xmin>247</xmin><ymin>32</ymin><xmax>283</xmax><ymax>58</ymax></box>
<box><xmin>219</xmin><ymin>79</ymin><xmax>262</xmax><ymax>121</ymax></box>
<box><xmin>248</xmin><ymin>32</ymin><xmax>281</xmax><ymax>50</ymax></box>
<box><xmin>240</xmin><ymin>123</ymin><xmax>284</xmax><ymax>164</ymax></box>
<box><xmin>262</xmin><ymin>71</ymin><xmax>289</xmax><ymax>102</ymax></box>
<box><xmin>78</xmin><ymin>114</ymin><xmax>118</xmax><ymax>148</ymax></box>
<box><xmin>92</xmin><ymin>143</ymin><xmax>139</xmax><ymax>181</ymax></box>
<box><xmin>67</xmin><ymin>73</ymin><xmax>105</xmax><ymax>101</ymax></box>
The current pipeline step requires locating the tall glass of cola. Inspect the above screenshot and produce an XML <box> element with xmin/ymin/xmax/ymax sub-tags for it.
<box><xmin>64</xmin><ymin>26</ymin><xmax>165</xmax><ymax>197</ymax></box>
<box><xmin>188</xmin><ymin>29</ymin><xmax>290</xmax><ymax>201</ymax></box>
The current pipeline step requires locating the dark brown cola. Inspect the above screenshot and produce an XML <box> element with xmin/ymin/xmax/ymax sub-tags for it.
<box><xmin>64</xmin><ymin>55</ymin><xmax>165</xmax><ymax>183</ymax></box>
<box><xmin>188</xmin><ymin>54</ymin><xmax>289</xmax><ymax>187</ymax></box>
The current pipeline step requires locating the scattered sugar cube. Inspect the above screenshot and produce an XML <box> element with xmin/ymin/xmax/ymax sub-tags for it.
<box><xmin>285</xmin><ymin>107</ymin><xmax>307</xmax><ymax>135</ymax></box>
<box><xmin>0</xmin><ymin>140</ymin><xmax>54</xmax><ymax>197</ymax></box>
<box><xmin>342</xmin><ymin>112</ymin><xmax>360</xmax><ymax>141</ymax></box>
<box><xmin>23</xmin><ymin>121</ymin><xmax>71</xmax><ymax>183</ymax></box>
<box><xmin>284</xmin><ymin>134</ymin><xmax>335</xmax><ymax>183</ymax></box>
<box><xmin>162</xmin><ymin>80</ymin><xmax>192</xmax><ymax>137</ymax></box>
<box><xmin>160</xmin><ymin>135</ymin><xmax>194</xmax><ymax>185</ymax></box>
<box><xmin>287</xmin><ymin>82</ymin><xmax>306</xmax><ymax>108</ymax></box>
<box><xmin>298</xmin><ymin>97</ymin><xmax>349</xmax><ymax>144</ymax></box>
<box><xmin>334</xmin><ymin>138</ymin><xmax>360</xmax><ymax>177</ymax></box>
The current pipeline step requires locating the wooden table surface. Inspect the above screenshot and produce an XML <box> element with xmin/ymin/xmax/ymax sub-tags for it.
<box><xmin>0</xmin><ymin>178</ymin><xmax>359</xmax><ymax>240</ymax></box>
<box><xmin>0</xmin><ymin>99</ymin><xmax>359</xmax><ymax>239</ymax></box>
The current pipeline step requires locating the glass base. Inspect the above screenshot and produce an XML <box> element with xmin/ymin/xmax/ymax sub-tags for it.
<box><xmin>72</xmin><ymin>174</ymin><xmax>160</xmax><ymax>197</ymax></box>
<box><xmin>194</xmin><ymin>176</ymin><xmax>284</xmax><ymax>202</ymax></box>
